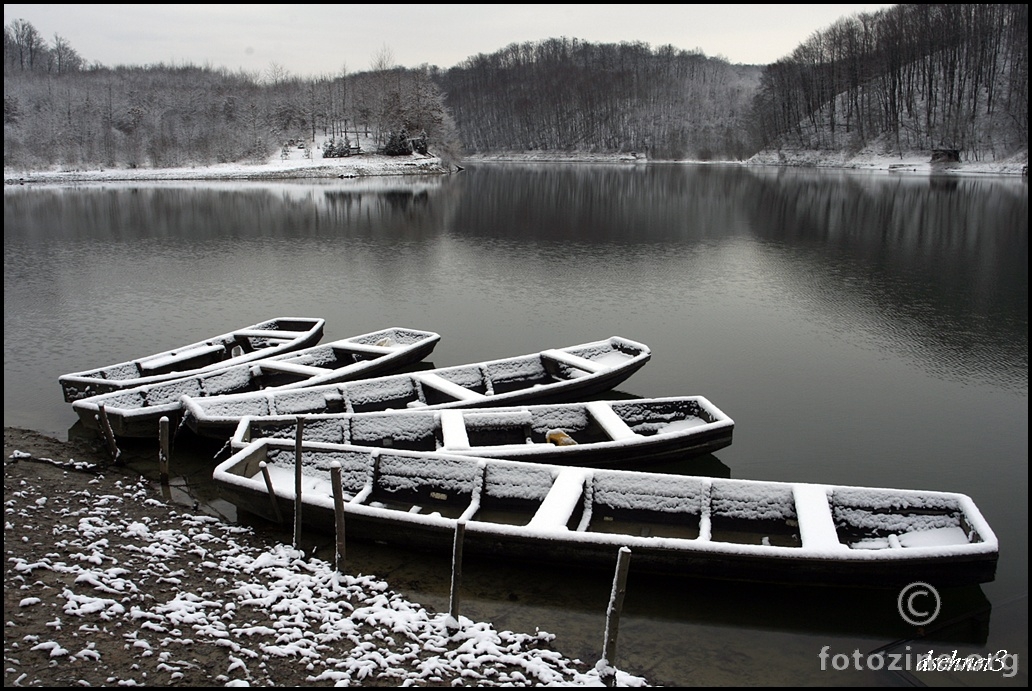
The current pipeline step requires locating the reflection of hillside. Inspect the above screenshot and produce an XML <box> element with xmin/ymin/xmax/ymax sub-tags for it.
<box><xmin>454</xmin><ymin>163</ymin><xmax>756</xmax><ymax>243</ymax></box>
<box><xmin>733</xmin><ymin>169</ymin><xmax>1028</xmax><ymax>392</ymax></box>
<box><xmin>3</xmin><ymin>179</ymin><xmax>459</xmax><ymax>243</ymax></box>
<box><xmin>443</xmin><ymin>164</ymin><xmax>1027</xmax><ymax>391</ymax></box>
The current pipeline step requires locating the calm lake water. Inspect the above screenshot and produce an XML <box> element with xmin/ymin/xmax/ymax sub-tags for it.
<box><xmin>4</xmin><ymin>164</ymin><xmax>1027</xmax><ymax>685</ymax></box>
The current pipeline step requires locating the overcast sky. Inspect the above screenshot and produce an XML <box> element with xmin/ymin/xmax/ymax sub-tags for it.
<box><xmin>4</xmin><ymin>4</ymin><xmax>896</xmax><ymax>76</ymax></box>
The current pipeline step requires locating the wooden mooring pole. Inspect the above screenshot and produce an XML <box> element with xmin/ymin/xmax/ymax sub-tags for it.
<box><xmin>96</xmin><ymin>404</ymin><xmax>120</xmax><ymax>464</ymax></box>
<box><xmin>330</xmin><ymin>463</ymin><xmax>347</xmax><ymax>573</ymax></box>
<box><xmin>293</xmin><ymin>417</ymin><xmax>305</xmax><ymax>548</ymax></box>
<box><xmin>600</xmin><ymin>546</ymin><xmax>632</xmax><ymax>687</ymax></box>
<box><xmin>448</xmin><ymin>520</ymin><xmax>466</xmax><ymax>630</ymax></box>
<box><xmin>259</xmin><ymin>461</ymin><xmax>285</xmax><ymax>525</ymax></box>
<box><xmin>158</xmin><ymin>416</ymin><xmax>170</xmax><ymax>488</ymax></box>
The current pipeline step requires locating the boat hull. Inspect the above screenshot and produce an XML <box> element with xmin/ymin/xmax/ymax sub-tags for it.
<box><xmin>184</xmin><ymin>336</ymin><xmax>653</xmax><ymax>440</ymax></box>
<box><xmin>214</xmin><ymin>440</ymin><xmax>999</xmax><ymax>589</ymax></box>
<box><xmin>59</xmin><ymin>317</ymin><xmax>325</xmax><ymax>402</ymax></box>
<box><xmin>231</xmin><ymin>396</ymin><xmax>735</xmax><ymax>467</ymax></box>
<box><xmin>72</xmin><ymin>327</ymin><xmax>440</xmax><ymax>439</ymax></box>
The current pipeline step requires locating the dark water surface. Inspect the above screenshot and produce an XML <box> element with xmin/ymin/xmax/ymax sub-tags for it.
<box><xmin>4</xmin><ymin>164</ymin><xmax>1027</xmax><ymax>685</ymax></box>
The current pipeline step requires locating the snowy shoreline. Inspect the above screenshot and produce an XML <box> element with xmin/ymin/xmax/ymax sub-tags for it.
<box><xmin>466</xmin><ymin>149</ymin><xmax>1028</xmax><ymax>177</ymax></box>
<box><xmin>744</xmin><ymin>147</ymin><xmax>1028</xmax><ymax>177</ymax></box>
<box><xmin>3</xmin><ymin>151</ymin><xmax>451</xmax><ymax>185</ymax></box>
<box><xmin>5</xmin><ymin>147</ymin><xmax>1026</xmax><ymax>185</ymax></box>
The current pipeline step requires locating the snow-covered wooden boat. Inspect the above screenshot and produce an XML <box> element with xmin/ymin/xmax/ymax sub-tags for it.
<box><xmin>71</xmin><ymin>327</ymin><xmax>440</xmax><ymax>439</ymax></box>
<box><xmin>213</xmin><ymin>438</ymin><xmax>999</xmax><ymax>588</ymax></box>
<box><xmin>182</xmin><ymin>336</ymin><xmax>653</xmax><ymax>440</ymax></box>
<box><xmin>229</xmin><ymin>396</ymin><xmax>734</xmax><ymax>465</ymax></box>
<box><xmin>59</xmin><ymin>317</ymin><xmax>326</xmax><ymax>402</ymax></box>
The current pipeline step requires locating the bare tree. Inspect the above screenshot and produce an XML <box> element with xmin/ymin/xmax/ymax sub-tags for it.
<box><xmin>8</xmin><ymin>18</ymin><xmax>44</xmax><ymax>70</ymax></box>
<box><xmin>51</xmin><ymin>34</ymin><xmax>82</xmax><ymax>74</ymax></box>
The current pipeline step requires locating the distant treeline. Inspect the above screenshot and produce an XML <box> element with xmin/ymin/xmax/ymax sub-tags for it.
<box><xmin>438</xmin><ymin>37</ymin><xmax>762</xmax><ymax>160</ymax></box>
<box><xmin>4</xmin><ymin>4</ymin><xmax>1028</xmax><ymax>170</ymax></box>
<box><xmin>3</xmin><ymin>21</ymin><xmax>461</xmax><ymax>169</ymax></box>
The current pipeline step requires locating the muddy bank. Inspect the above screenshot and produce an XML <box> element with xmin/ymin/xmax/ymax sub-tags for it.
<box><xmin>3</xmin><ymin>427</ymin><xmax>641</xmax><ymax>687</ymax></box>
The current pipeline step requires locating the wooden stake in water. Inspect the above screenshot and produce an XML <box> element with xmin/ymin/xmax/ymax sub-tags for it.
<box><xmin>293</xmin><ymin>417</ymin><xmax>305</xmax><ymax>548</ymax></box>
<box><xmin>330</xmin><ymin>462</ymin><xmax>346</xmax><ymax>572</ymax></box>
<box><xmin>96</xmin><ymin>404</ymin><xmax>120</xmax><ymax>463</ymax></box>
<box><xmin>448</xmin><ymin>520</ymin><xmax>466</xmax><ymax>630</ymax></box>
<box><xmin>600</xmin><ymin>546</ymin><xmax>632</xmax><ymax>687</ymax></box>
<box><xmin>259</xmin><ymin>461</ymin><xmax>285</xmax><ymax>525</ymax></box>
<box><xmin>158</xmin><ymin>416</ymin><xmax>170</xmax><ymax>488</ymax></box>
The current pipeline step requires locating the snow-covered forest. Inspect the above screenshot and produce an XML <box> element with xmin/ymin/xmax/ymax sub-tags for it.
<box><xmin>438</xmin><ymin>38</ymin><xmax>761</xmax><ymax>160</ymax></box>
<box><xmin>3</xmin><ymin>3</ymin><xmax>1028</xmax><ymax>170</ymax></box>
<box><xmin>752</xmin><ymin>3</ymin><xmax>1027</xmax><ymax>161</ymax></box>
<box><xmin>3</xmin><ymin>30</ymin><xmax>462</xmax><ymax>170</ymax></box>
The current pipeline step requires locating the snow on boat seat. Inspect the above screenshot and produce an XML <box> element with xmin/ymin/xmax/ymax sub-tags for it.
<box><xmin>138</xmin><ymin>343</ymin><xmax>226</xmax><ymax>373</ymax></box>
<box><xmin>413</xmin><ymin>372</ymin><xmax>486</xmax><ymax>402</ymax></box>
<box><xmin>540</xmin><ymin>349</ymin><xmax>606</xmax><ymax>374</ymax></box>
<box><xmin>249</xmin><ymin>361</ymin><xmax>328</xmax><ymax>377</ymax></box>
<box><xmin>439</xmin><ymin>409</ymin><xmax>471</xmax><ymax>449</ymax></box>
<box><xmin>792</xmin><ymin>484</ymin><xmax>844</xmax><ymax>551</ymax></box>
<box><xmin>526</xmin><ymin>468</ymin><xmax>589</xmax><ymax>531</ymax></box>
<box><xmin>586</xmin><ymin>401</ymin><xmax>639</xmax><ymax>441</ymax></box>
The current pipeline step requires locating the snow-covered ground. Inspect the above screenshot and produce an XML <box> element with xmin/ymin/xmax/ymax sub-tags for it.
<box><xmin>4</xmin><ymin>447</ymin><xmax>648</xmax><ymax>687</ymax></box>
<box><xmin>3</xmin><ymin>152</ymin><xmax>449</xmax><ymax>185</ymax></box>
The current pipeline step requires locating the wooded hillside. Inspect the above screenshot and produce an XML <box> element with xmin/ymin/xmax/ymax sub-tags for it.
<box><xmin>4</xmin><ymin>4</ymin><xmax>1028</xmax><ymax>171</ymax></box>
<box><xmin>4</xmin><ymin>21</ymin><xmax>461</xmax><ymax>170</ymax></box>
<box><xmin>438</xmin><ymin>38</ymin><xmax>761</xmax><ymax>160</ymax></box>
<box><xmin>751</xmin><ymin>3</ymin><xmax>1027</xmax><ymax>160</ymax></box>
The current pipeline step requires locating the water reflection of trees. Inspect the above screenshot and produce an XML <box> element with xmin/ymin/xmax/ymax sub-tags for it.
<box><xmin>3</xmin><ymin>180</ymin><xmax>459</xmax><ymax>244</ymax></box>
<box><xmin>737</xmin><ymin>170</ymin><xmax>1028</xmax><ymax>391</ymax></box>
<box><xmin>449</xmin><ymin>164</ymin><xmax>1027</xmax><ymax>390</ymax></box>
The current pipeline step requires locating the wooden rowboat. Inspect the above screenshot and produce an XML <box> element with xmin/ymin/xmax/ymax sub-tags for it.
<box><xmin>59</xmin><ymin>317</ymin><xmax>326</xmax><ymax>402</ymax></box>
<box><xmin>71</xmin><ymin>327</ymin><xmax>440</xmax><ymax>439</ymax></box>
<box><xmin>229</xmin><ymin>396</ymin><xmax>734</xmax><ymax>465</ymax></box>
<box><xmin>213</xmin><ymin>438</ymin><xmax>999</xmax><ymax>588</ymax></box>
<box><xmin>182</xmin><ymin>336</ymin><xmax>653</xmax><ymax>440</ymax></box>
